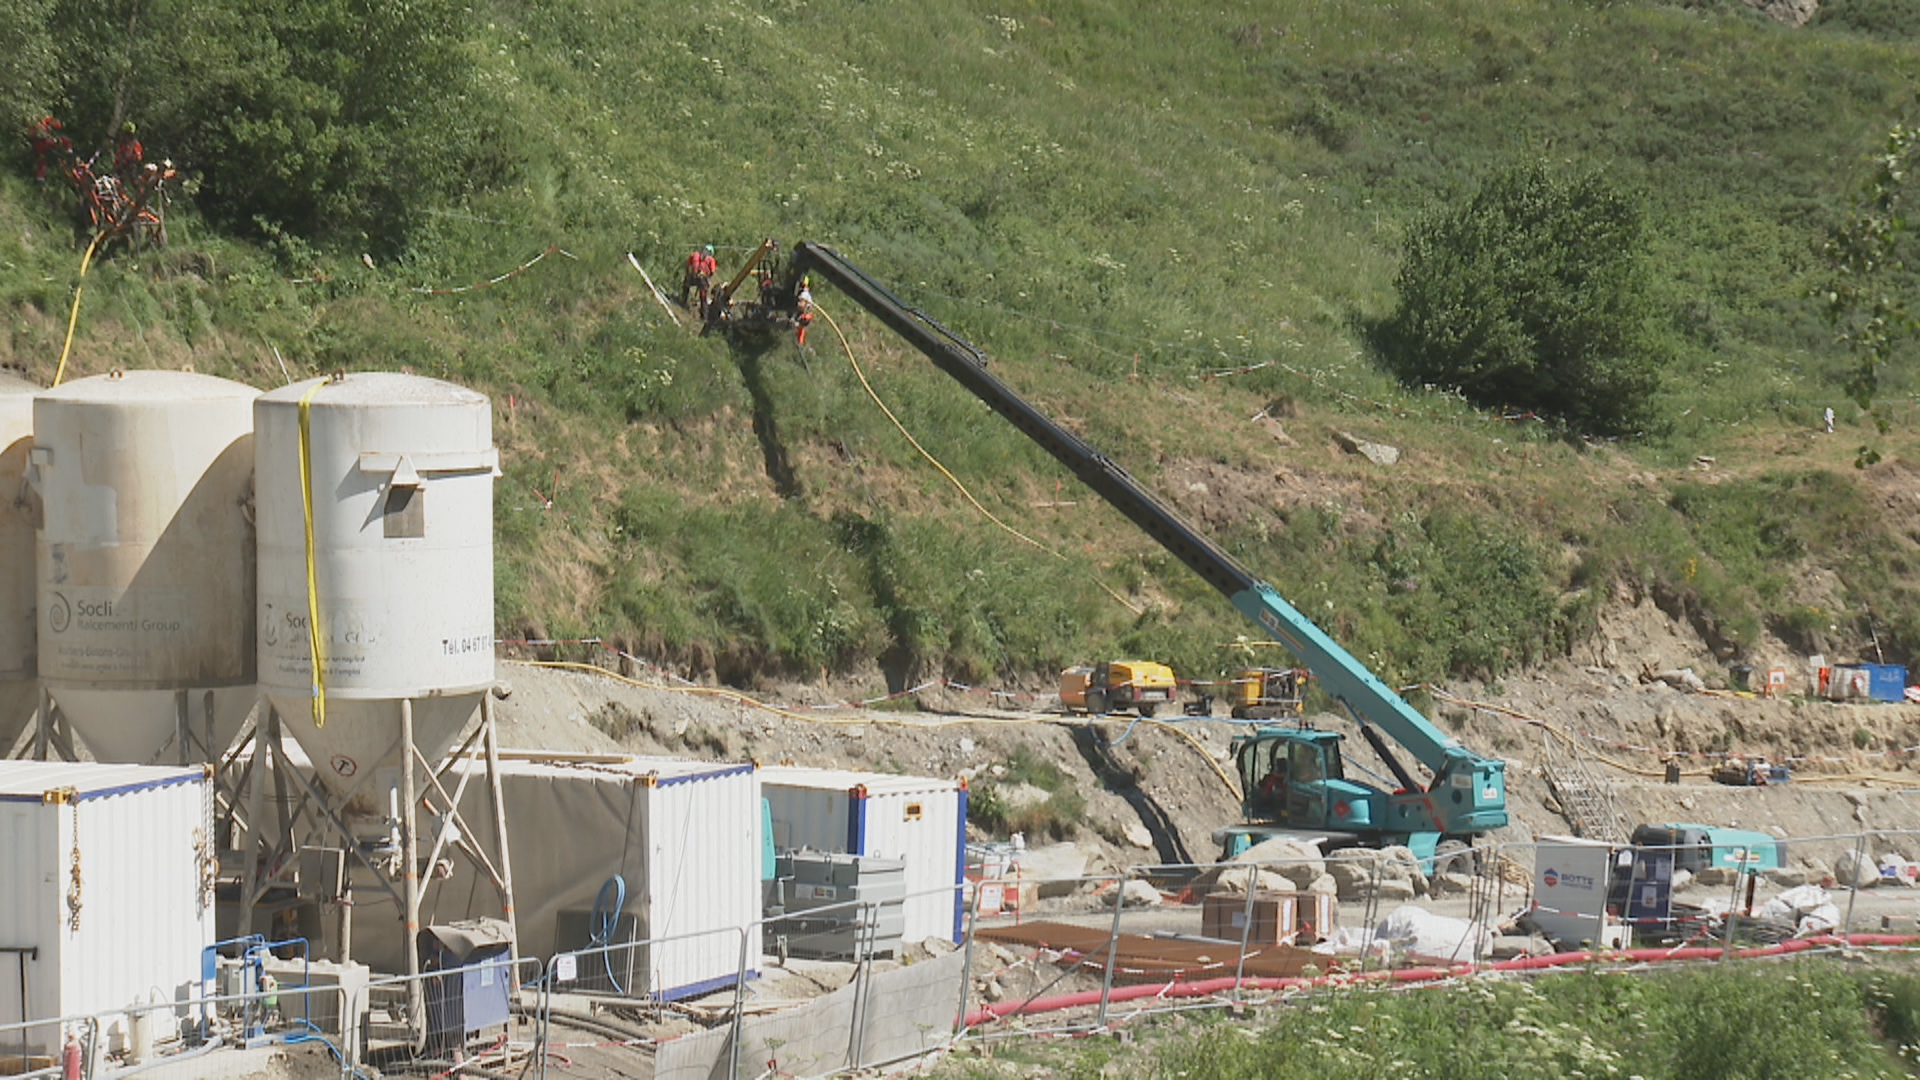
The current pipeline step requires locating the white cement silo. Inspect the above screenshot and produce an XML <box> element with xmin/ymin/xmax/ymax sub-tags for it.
<box><xmin>254</xmin><ymin>373</ymin><xmax>497</xmax><ymax>809</ymax></box>
<box><xmin>0</xmin><ymin>373</ymin><xmax>37</xmax><ymax>752</ymax></box>
<box><xmin>31</xmin><ymin>371</ymin><xmax>259</xmax><ymax>762</ymax></box>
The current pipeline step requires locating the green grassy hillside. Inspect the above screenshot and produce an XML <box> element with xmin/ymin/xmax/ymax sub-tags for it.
<box><xmin>4</xmin><ymin>0</ymin><xmax>1918</xmax><ymax>694</ymax></box>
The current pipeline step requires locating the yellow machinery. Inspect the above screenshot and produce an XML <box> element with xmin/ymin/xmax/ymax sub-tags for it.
<box><xmin>1059</xmin><ymin>660</ymin><xmax>1178</xmax><ymax>717</ymax></box>
<box><xmin>1229</xmin><ymin>667</ymin><xmax>1306</xmax><ymax>720</ymax></box>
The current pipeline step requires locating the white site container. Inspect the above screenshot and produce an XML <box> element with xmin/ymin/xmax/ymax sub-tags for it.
<box><xmin>0</xmin><ymin>373</ymin><xmax>35</xmax><ymax>751</ymax></box>
<box><xmin>760</xmin><ymin>766</ymin><xmax>966</xmax><ymax>944</ymax></box>
<box><xmin>0</xmin><ymin>761</ymin><xmax>214</xmax><ymax>1057</ymax></box>
<box><xmin>30</xmin><ymin>371</ymin><xmax>259</xmax><ymax>763</ymax></box>
<box><xmin>358</xmin><ymin>755</ymin><xmax>763</xmax><ymax>1001</ymax></box>
<box><xmin>254</xmin><ymin>373</ymin><xmax>496</xmax><ymax>809</ymax></box>
<box><xmin>1531</xmin><ymin>835</ymin><xmax>1632</xmax><ymax>950</ymax></box>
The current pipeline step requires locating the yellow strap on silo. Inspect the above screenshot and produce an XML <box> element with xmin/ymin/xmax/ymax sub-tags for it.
<box><xmin>52</xmin><ymin>233</ymin><xmax>104</xmax><ymax>388</ymax></box>
<box><xmin>297</xmin><ymin>377</ymin><xmax>331</xmax><ymax>729</ymax></box>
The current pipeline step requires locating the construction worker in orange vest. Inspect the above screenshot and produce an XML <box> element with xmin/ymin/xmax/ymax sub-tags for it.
<box><xmin>681</xmin><ymin>244</ymin><xmax>717</xmax><ymax>311</ymax></box>
<box><xmin>795</xmin><ymin>278</ymin><xmax>814</xmax><ymax>345</ymax></box>
<box><xmin>113</xmin><ymin>121</ymin><xmax>143</xmax><ymax>183</ymax></box>
<box><xmin>28</xmin><ymin>115</ymin><xmax>70</xmax><ymax>182</ymax></box>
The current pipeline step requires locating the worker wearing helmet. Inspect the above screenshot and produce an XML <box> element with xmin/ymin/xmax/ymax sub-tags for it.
<box><xmin>113</xmin><ymin>121</ymin><xmax>143</xmax><ymax>183</ymax></box>
<box><xmin>681</xmin><ymin>244</ymin><xmax>717</xmax><ymax>310</ymax></box>
<box><xmin>795</xmin><ymin>278</ymin><xmax>814</xmax><ymax>346</ymax></box>
<box><xmin>28</xmin><ymin>115</ymin><xmax>70</xmax><ymax>182</ymax></box>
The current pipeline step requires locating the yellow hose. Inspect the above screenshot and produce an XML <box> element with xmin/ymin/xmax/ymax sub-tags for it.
<box><xmin>52</xmin><ymin>234</ymin><xmax>104</xmax><ymax>387</ymax></box>
<box><xmin>297</xmin><ymin>377</ymin><xmax>334</xmax><ymax>728</ymax></box>
<box><xmin>815</xmin><ymin>301</ymin><xmax>1144</xmax><ymax>616</ymax></box>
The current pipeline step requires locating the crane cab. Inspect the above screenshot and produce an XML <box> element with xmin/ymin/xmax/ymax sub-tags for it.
<box><xmin>1226</xmin><ymin>727</ymin><xmax>1382</xmax><ymax>848</ymax></box>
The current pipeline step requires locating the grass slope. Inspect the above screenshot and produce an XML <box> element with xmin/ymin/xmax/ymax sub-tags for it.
<box><xmin>3</xmin><ymin>0</ymin><xmax>1918</xmax><ymax>692</ymax></box>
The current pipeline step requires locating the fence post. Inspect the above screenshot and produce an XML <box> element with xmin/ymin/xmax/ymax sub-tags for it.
<box><xmin>953</xmin><ymin>881</ymin><xmax>982</xmax><ymax>1039</ymax></box>
<box><xmin>1719</xmin><ymin>854</ymin><xmax>1745</xmax><ymax>961</ymax></box>
<box><xmin>1231</xmin><ymin>863</ymin><xmax>1257</xmax><ymax>999</ymax></box>
<box><xmin>536</xmin><ymin>954</ymin><xmax>554</xmax><ymax>1080</ymax></box>
<box><xmin>1843</xmin><ymin>831</ymin><xmax>1871</xmax><ymax>939</ymax></box>
<box><xmin>1095</xmin><ymin>865</ymin><xmax>1132</xmax><ymax>1030</ymax></box>
<box><xmin>1359</xmin><ymin>852</ymin><xmax>1384</xmax><ymax>973</ymax></box>
<box><xmin>852</xmin><ymin>902</ymin><xmax>877</xmax><ymax>1071</ymax></box>
<box><xmin>730</xmin><ymin>926</ymin><xmax>750</xmax><ymax>1080</ymax></box>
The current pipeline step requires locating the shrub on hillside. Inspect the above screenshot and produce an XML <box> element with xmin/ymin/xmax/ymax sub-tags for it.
<box><xmin>33</xmin><ymin>0</ymin><xmax>476</xmax><ymax>250</ymax></box>
<box><xmin>1374</xmin><ymin>159</ymin><xmax>1670</xmax><ymax>437</ymax></box>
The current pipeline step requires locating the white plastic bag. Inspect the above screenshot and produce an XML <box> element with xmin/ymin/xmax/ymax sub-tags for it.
<box><xmin>1375</xmin><ymin>904</ymin><xmax>1492</xmax><ymax>963</ymax></box>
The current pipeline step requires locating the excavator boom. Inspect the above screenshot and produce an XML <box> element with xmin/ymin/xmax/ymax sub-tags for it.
<box><xmin>778</xmin><ymin>242</ymin><xmax>1506</xmax><ymax>841</ymax></box>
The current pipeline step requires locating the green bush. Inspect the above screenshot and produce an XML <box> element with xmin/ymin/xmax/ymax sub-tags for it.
<box><xmin>1374</xmin><ymin>158</ymin><xmax>1670</xmax><ymax>436</ymax></box>
<box><xmin>4</xmin><ymin>0</ymin><xmax>1920</xmax><ymax>682</ymax></box>
<box><xmin>42</xmin><ymin>0</ymin><xmax>478</xmax><ymax>249</ymax></box>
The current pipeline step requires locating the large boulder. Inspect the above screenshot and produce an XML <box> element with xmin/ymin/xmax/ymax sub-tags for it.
<box><xmin>1325</xmin><ymin>855</ymin><xmax>1375</xmax><ymax>900</ymax></box>
<box><xmin>1016</xmin><ymin>842</ymin><xmax>1092</xmax><ymax>898</ymax></box>
<box><xmin>1230</xmin><ymin>836</ymin><xmax>1326</xmax><ymax>889</ymax></box>
<box><xmin>1695</xmin><ymin>867</ymin><xmax>1739</xmax><ymax>888</ymax></box>
<box><xmin>1209</xmin><ymin>866</ymin><xmax>1292</xmax><ymax>896</ymax></box>
<box><xmin>1322</xmin><ymin>846</ymin><xmax>1433</xmax><ymax>901</ymax></box>
<box><xmin>1374</xmin><ymin>878</ymin><xmax>1418</xmax><ymax>903</ymax></box>
<box><xmin>1835</xmin><ymin>848</ymin><xmax>1880</xmax><ymax>890</ymax></box>
<box><xmin>1376</xmin><ymin>846</ymin><xmax>1431</xmax><ymax>897</ymax></box>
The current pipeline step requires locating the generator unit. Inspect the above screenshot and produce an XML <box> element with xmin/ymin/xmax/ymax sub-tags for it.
<box><xmin>1530</xmin><ymin>836</ymin><xmax>1674</xmax><ymax>950</ymax></box>
<box><xmin>772</xmin><ymin>852</ymin><xmax>906</xmax><ymax>961</ymax></box>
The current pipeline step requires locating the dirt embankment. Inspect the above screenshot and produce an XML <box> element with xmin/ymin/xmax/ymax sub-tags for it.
<box><xmin>488</xmin><ymin>585</ymin><xmax>1920</xmax><ymax>879</ymax></box>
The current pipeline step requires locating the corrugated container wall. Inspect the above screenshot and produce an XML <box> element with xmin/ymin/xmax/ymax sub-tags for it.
<box><xmin>0</xmin><ymin>762</ymin><xmax>213</xmax><ymax>1056</ymax></box>
<box><xmin>357</xmin><ymin>756</ymin><xmax>762</xmax><ymax>1000</ymax></box>
<box><xmin>0</xmin><ymin>374</ymin><xmax>35</xmax><ymax>751</ymax></box>
<box><xmin>760</xmin><ymin>766</ymin><xmax>966</xmax><ymax>943</ymax></box>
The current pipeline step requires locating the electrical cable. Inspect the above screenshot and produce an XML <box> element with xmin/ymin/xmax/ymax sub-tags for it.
<box><xmin>815</xmin><ymin>300</ymin><xmax>1146</xmax><ymax>617</ymax></box>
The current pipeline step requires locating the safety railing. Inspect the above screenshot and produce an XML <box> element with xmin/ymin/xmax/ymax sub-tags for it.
<box><xmin>16</xmin><ymin>830</ymin><xmax>1920</xmax><ymax>1078</ymax></box>
<box><xmin>0</xmin><ymin>980</ymin><xmax>355</xmax><ymax>1080</ymax></box>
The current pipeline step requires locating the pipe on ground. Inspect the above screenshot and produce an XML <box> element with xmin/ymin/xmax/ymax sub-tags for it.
<box><xmin>961</xmin><ymin>932</ymin><xmax>1920</xmax><ymax>1028</ymax></box>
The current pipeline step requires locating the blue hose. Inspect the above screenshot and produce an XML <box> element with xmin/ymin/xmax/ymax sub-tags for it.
<box><xmin>284</xmin><ymin>1020</ymin><xmax>377</xmax><ymax>1080</ymax></box>
<box><xmin>591</xmin><ymin>875</ymin><xmax>627</xmax><ymax>994</ymax></box>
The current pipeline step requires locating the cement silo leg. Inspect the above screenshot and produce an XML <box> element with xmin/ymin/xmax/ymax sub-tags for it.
<box><xmin>242</xmin><ymin>723</ymin><xmax>264</xmax><ymax>938</ymax></box>
<box><xmin>175</xmin><ymin>690</ymin><xmax>190</xmax><ymax>766</ymax></box>
<box><xmin>402</xmin><ymin>698</ymin><xmax>424</xmax><ymax>1050</ymax></box>
<box><xmin>483</xmin><ymin>694</ymin><xmax>520</xmax><ymax>970</ymax></box>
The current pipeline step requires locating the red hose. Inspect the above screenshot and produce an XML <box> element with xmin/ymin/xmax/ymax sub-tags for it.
<box><xmin>961</xmin><ymin>933</ymin><xmax>1920</xmax><ymax>1028</ymax></box>
<box><xmin>964</xmin><ymin>962</ymin><xmax>1471</xmax><ymax>1026</ymax></box>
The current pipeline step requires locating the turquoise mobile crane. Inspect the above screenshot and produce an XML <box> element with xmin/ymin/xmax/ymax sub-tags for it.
<box><xmin>748</xmin><ymin>243</ymin><xmax>1508</xmax><ymax>862</ymax></box>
